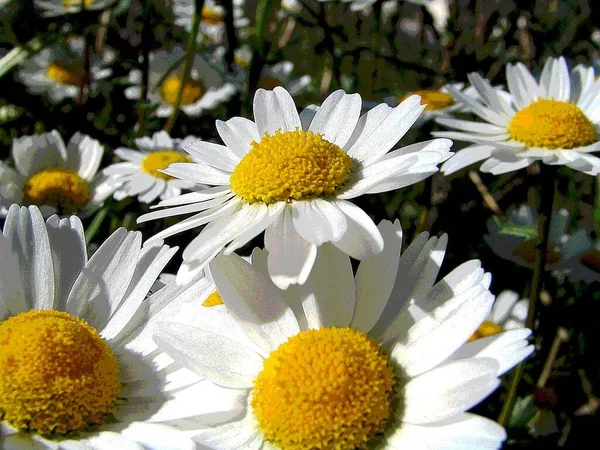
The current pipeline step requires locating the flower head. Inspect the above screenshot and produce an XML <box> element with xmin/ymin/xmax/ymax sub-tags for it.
<box><xmin>34</xmin><ymin>0</ymin><xmax>116</xmax><ymax>16</ymax></box>
<box><xmin>0</xmin><ymin>205</ymin><xmax>215</xmax><ymax>448</ymax></box>
<box><xmin>0</xmin><ymin>130</ymin><xmax>115</xmax><ymax>217</ymax></box>
<box><xmin>138</xmin><ymin>87</ymin><xmax>453</xmax><ymax>287</ymax></box>
<box><xmin>154</xmin><ymin>220</ymin><xmax>533</xmax><ymax>449</ymax></box>
<box><xmin>103</xmin><ymin>131</ymin><xmax>199</xmax><ymax>204</ymax></box>
<box><xmin>436</xmin><ymin>57</ymin><xmax>600</xmax><ymax>175</ymax></box>
<box><xmin>125</xmin><ymin>46</ymin><xmax>237</xmax><ymax>118</ymax></box>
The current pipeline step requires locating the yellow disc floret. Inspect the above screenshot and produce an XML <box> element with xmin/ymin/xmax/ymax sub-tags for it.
<box><xmin>23</xmin><ymin>168</ymin><xmax>90</xmax><ymax>213</ymax></box>
<box><xmin>507</xmin><ymin>99</ymin><xmax>596</xmax><ymax>149</ymax></box>
<box><xmin>160</xmin><ymin>75</ymin><xmax>205</xmax><ymax>106</ymax></box>
<box><xmin>399</xmin><ymin>90</ymin><xmax>455</xmax><ymax>111</ymax></box>
<box><xmin>0</xmin><ymin>310</ymin><xmax>120</xmax><ymax>435</ymax></box>
<box><xmin>202</xmin><ymin>290</ymin><xmax>224</xmax><ymax>307</ymax></box>
<box><xmin>230</xmin><ymin>129</ymin><xmax>354</xmax><ymax>204</ymax></box>
<box><xmin>202</xmin><ymin>6</ymin><xmax>224</xmax><ymax>25</ymax></box>
<box><xmin>63</xmin><ymin>0</ymin><xmax>93</xmax><ymax>8</ymax></box>
<box><xmin>141</xmin><ymin>151</ymin><xmax>192</xmax><ymax>180</ymax></box>
<box><xmin>468</xmin><ymin>320</ymin><xmax>504</xmax><ymax>342</ymax></box>
<box><xmin>251</xmin><ymin>327</ymin><xmax>395</xmax><ymax>450</ymax></box>
<box><xmin>46</xmin><ymin>61</ymin><xmax>84</xmax><ymax>86</ymax></box>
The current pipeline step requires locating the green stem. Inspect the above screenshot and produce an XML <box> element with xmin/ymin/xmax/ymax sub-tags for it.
<box><xmin>85</xmin><ymin>205</ymin><xmax>110</xmax><ymax>245</ymax></box>
<box><xmin>163</xmin><ymin>0</ymin><xmax>205</xmax><ymax>132</ymax></box>
<box><xmin>498</xmin><ymin>165</ymin><xmax>556</xmax><ymax>427</ymax></box>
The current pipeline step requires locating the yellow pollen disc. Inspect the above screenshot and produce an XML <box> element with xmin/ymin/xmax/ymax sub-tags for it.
<box><xmin>230</xmin><ymin>129</ymin><xmax>354</xmax><ymax>205</ymax></box>
<box><xmin>63</xmin><ymin>0</ymin><xmax>93</xmax><ymax>7</ymax></box>
<box><xmin>258</xmin><ymin>75</ymin><xmax>282</xmax><ymax>91</ymax></box>
<box><xmin>512</xmin><ymin>241</ymin><xmax>561</xmax><ymax>267</ymax></box>
<box><xmin>0</xmin><ymin>310</ymin><xmax>120</xmax><ymax>435</ymax></box>
<box><xmin>251</xmin><ymin>327</ymin><xmax>395</xmax><ymax>450</ymax></box>
<box><xmin>234</xmin><ymin>55</ymin><xmax>250</xmax><ymax>69</ymax></box>
<box><xmin>160</xmin><ymin>75</ymin><xmax>205</xmax><ymax>106</ymax></box>
<box><xmin>46</xmin><ymin>61</ymin><xmax>84</xmax><ymax>86</ymax></box>
<box><xmin>398</xmin><ymin>89</ymin><xmax>455</xmax><ymax>111</ymax></box>
<box><xmin>468</xmin><ymin>320</ymin><xmax>504</xmax><ymax>342</ymax></box>
<box><xmin>202</xmin><ymin>6</ymin><xmax>224</xmax><ymax>25</ymax></box>
<box><xmin>507</xmin><ymin>99</ymin><xmax>596</xmax><ymax>149</ymax></box>
<box><xmin>202</xmin><ymin>291</ymin><xmax>224</xmax><ymax>307</ymax></box>
<box><xmin>140</xmin><ymin>151</ymin><xmax>191</xmax><ymax>180</ymax></box>
<box><xmin>23</xmin><ymin>168</ymin><xmax>90</xmax><ymax>213</ymax></box>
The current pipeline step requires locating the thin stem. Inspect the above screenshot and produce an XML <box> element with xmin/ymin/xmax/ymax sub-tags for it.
<box><xmin>76</xmin><ymin>32</ymin><xmax>92</xmax><ymax>107</ymax></box>
<box><xmin>221</xmin><ymin>0</ymin><xmax>238</xmax><ymax>72</ymax></box>
<box><xmin>163</xmin><ymin>0</ymin><xmax>205</xmax><ymax>132</ymax></box>
<box><xmin>135</xmin><ymin>2</ymin><xmax>152</xmax><ymax>136</ymax></box>
<box><xmin>498</xmin><ymin>165</ymin><xmax>556</xmax><ymax>427</ymax></box>
<box><xmin>85</xmin><ymin>205</ymin><xmax>110</xmax><ymax>245</ymax></box>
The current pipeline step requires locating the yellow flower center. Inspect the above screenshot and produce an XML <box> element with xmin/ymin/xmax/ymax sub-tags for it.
<box><xmin>0</xmin><ymin>310</ymin><xmax>120</xmax><ymax>435</ymax></box>
<box><xmin>141</xmin><ymin>151</ymin><xmax>192</xmax><ymax>180</ymax></box>
<box><xmin>398</xmin><ymin>89</ymin><xmax>455</xmax><ymax>111</ymax></box>
<box><xmin>230</xmin><ymin>129</ymin><xmax>354</xmax><ymax>205</ymax></box>
<box><xmin>467</xmin><ymin>320</ymin><xmax>504</xmax><ymax>342</ymax></box>
<box><xmin>160</xmin><ymin>75</ymin><xmax>205</xmax><ymax>106</ymax></box>
<box><xmin>202</xmin><ymin>290</ymin><xmax>224</xmax><ymax>307</ymax></box>
<box><xmin>251</xmin><ymin>327</ymin><xmax>395</xmax><ymax>450</ymax></box>
<box><xmin>258</xmin><ymin>75</ymin><xmax>282</xmax><ymax>91</ymax></box>
<box><xmin>512</xmin><ymin>241</ymin><xmax>561</xmax><ymax>267</ymax></box>
<box><xmin>507</xmin><ymin>99</ymin><xmax>597</xmax><ymax>149</ymax></box>
<box><xmin>46</xmin><ymin>61</ymin><xmax>84</xmax><ymax>86</ymax></box>
<box><xmin>202</xmin><ymin>6</ymin><xmax>224</xmax><ymax>25</ymax></box>
<box><xmin>234</xmin><ymin>54</ymin><xmax>250</xmax><ymax>69</ymax></box>
<box><xmin>63</xmin><ymin>0</ymin><xmax>93</xmax><ymax>7</ymax></box>
<box><xmin>23</xmin><ymin>168</ymin><xmax>90</xmax><ymax>214</ymax></box>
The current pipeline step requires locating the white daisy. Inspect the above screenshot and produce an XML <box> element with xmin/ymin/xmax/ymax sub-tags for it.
<box><xmin>17</xmin><ymin>37</ymin><xmax>113</xmax><ymax>103</ymax></box>
<box><xmin>0</xmin><ymin>130</ymin><xmax>115</xmax><ymax>218</ymax></box>
<box><xmin>125</xmin><ymin>46</ymin><xmax>237</xmax><ymax>118</ymax></box>
<box><xmin>469</xmin><ymin>290</ymin><xmax>528</xmax><ymax>342</ymax></box>
<box><xmin>137</xmin><ymin>86</ymin><xmax>453</xmax><ymax>287</ymax></box>
<box><xmin>103</xmin><ymin>131</ymin><xmax>199</xmax><ymax>204</ymax></box>
<box><xmin>0</xmin><ymin>204</ymin><xmax>231</xmax><ymax>449</ymax></box>
<box><xmin>386</xmin><ymin>82</ymin><xmax>482</xmax><ymax>127</ymax></box>
<box><xmin>234</xmin><ymin>47</ymin><xmax>312</xmax><ymax>96</ymax></box>
<box><xmin>484</xmin><ymin>205</ymin><xmax>592</xmax><ymax>279</ymax></box>
<box><xmin>34</xmin><ymin>0</ymin><xmax>116</xmax><ymax>16</ymax></box>
<box><xmin>173</xmin><ymin>0</ymin><xmax>250</xmax><ymax>45</ymax></box>
<box><xmin>153</xmin><ymin>220</ymin><xmax>534</xmax><ymax>449</ymax></box>
<box><xmin>435</xmin><ymin>57</ymin><xmax>600</xmax><ymax>175</ymax></box>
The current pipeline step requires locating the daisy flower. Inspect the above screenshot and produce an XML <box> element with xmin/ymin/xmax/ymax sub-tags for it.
<box><xmin>153</xmin><ymin>220</ymin><xmax>534</xmax><ymax>449</ymax></box>
<box><xmin>435</xmin><ymin>57</ymin><xmax>600</xmax><ymax>175</ymax></box>
<box><xmin>485</xmin><ymin>205</ymin><xmax>592</xmax><ymax>279</ymax></box>
<box><xmin>125</xmin><ymin>46</ymin><xmax>237</xmax><ymax>118</ymax></box>
<box><xmin>34</xmin><ymin>0</ymin><xmax>116</xmax><ymax>16</ymax></box>
<box><xmin>470</xmin><ymin>290</ymin><xmax>528</xmax><ymax>342</ymax></box>
<box><xmin>17</xmin><ymin>38</ymin><xmax>113</xmax><ymax>103</ymax></box>
<box><xmin>138</xmin><ymin>87</ymin><xmax>453</xmax><ymax>287</ymax></box>
<box><xmin>234</xmin><ymin>47</ymin><xmax>312</xmax><ymax>96</ymax></box>
<box><xmin>0</xmin><ymin>130</ymin><xmax>115</xmax><ymax>217</ymax></box>
<box><xmin>0</xmin><ymin>205</ymin><xmax>235</xmax><ymax>448</ymax></box>
<box><xmin>103</xmin><ymin>131</ymin><xmax>199</xmax><ymax>204</ymax></box>
<box><xmin>388</xmin><ymin>82</ymin><xmax>483</xmax><ymax>127</ymax></box>
<box><xmin>173</xmin><ymin>0</ymin><xmax>250</xmax><ymax>45</ymax></box>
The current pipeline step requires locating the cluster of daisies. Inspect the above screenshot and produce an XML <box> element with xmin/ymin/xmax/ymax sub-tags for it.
<box><xmin>1</xmin><ymin>1</ymin><xmax>600</xmax><ymax>449</ymax></box>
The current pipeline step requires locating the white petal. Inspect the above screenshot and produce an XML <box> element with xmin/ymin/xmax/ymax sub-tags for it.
<box><xmin>154</xmin><ymin>321</ymin><xmax>262</xmax><ymax>388</ymax></box>
<box><xmin>184</xmin><ymin>141</ymin><xmax>240</xmax><ymax>171</ymax></box>
<box><xmin>330</xmin><ymin>200</ymin><xmax>383</xmax><ymax>259</ymax></box>
<box><xmin>264</xmin><ymin>206</ymin><xmax>318</xmax><ymax>289</ymax></box>
<box><xmin>299</xmin><ymin>243</ymin><xmax>355</xmax><ymax>329</ymax></box>
<box><xmin>253</xmin><ymin>87</ymin><xmax>301</xmax><ymax>135</ymax></box>
<box><xmin>216</xmin><ymin>117</ymin><xmax>260</xmax><ymax>158</ymax></box>
<box><xmin>65</xmin><ymin>132</ymin><xmax>103</xmax><ymax>181</ymax></box>
<box><xmin>192</xmin><ymin>417</ymin><xmax>263</xmax><ymax>450</ymax></box>
<box><xmin>162</xmin><ymin>162</ymin><xmax>231</xmax><ymax>185</ymax></box>
<box><xmin>85</xmin><ymin>432</ymin><xmax>142</xmax><ymax>450</ymax></box>
<box><xmin>3</xmin><ymin>205</ymin><xmax>54</xmax><ymax>310</ymax></box>
<box><xmin>291</xmin><ymin>199</ymin><xmax>347</xmax><ymax>246</ymax></box>
<box><xmin>308</xmin><ymin>90</ymin><xmax>362</xmax><ymax>148</ymax></box>
<box><xmin>118</xmin><ymin>422</ymin><xmax>196</xmax><ymax>450</ymax></box>
<box><xmin>351</xmin><ymin>220</ymin><xmax>402</xmax><ymax>333</ymax></box>
<box><xmin>441</xmin><ymin>145</ymin><xmax>494</xmax><ymax>175</ymax></box>
<box><xmin>490</xmin><ymin>290</ymin><xmax>520</xmax><ymax>324</ymax></box>
<box><xmin>210</xmin><ymin>254</ymin><xmax>301</xmax><ymax>352</ymax></box>
<box><xmin>0</xmin><ymin>226</ymin><xmax>28</xmax><ymax>319</ymax></box>
<box><xmin>12</xmin><ymin>130</ymin><xmax>67</xmax><ymax>177</ymax></box>
<box><xmin>402</xmin><ymin>358</ymin><xmax>501</xmax><ymax>424</ymax></box>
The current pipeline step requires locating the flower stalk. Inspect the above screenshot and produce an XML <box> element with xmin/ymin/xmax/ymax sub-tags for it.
<box><xmin>498</xmin><ymin>165</ymin><xmax>557</xmax><ymax>427</ymax></box>
<box><xmin>163</xmin><ymin>0</ymin><xmax>205</xmax><ymax>132</ymax></box>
